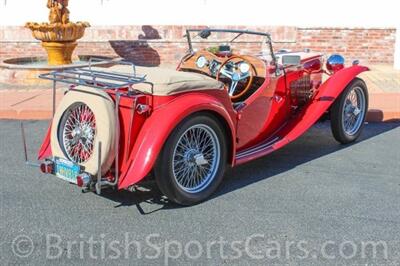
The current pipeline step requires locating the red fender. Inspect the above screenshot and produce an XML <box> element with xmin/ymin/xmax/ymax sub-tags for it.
<box><xmin>275</xmin><ymin>66</ymin><xmax>369</xmax><ymax>148</ymax></box>
<box><xmin>118</xmin><ymin>92</ymin><xmax>237</xmax><ymax>189</ymax></box>
<box><xmin>38</xmin><ymin>121</ymin><xmax>53</xmax><ymax>160</ymax></box>
<box><xmin>236</xmin><ymin>65</ymin><xmax>369</xmax><ymax>165</ymax></box>
<box><xmin>279</xmin><ymin>65</ymin><xmax>369</xmax><ymax>142</ymax></box>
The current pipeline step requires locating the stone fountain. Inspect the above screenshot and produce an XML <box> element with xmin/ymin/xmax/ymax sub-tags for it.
<box><xmin>0</xmin><ymin>0</ymin><xmax>115</xmax><ymax>89</ymax></box>
<box><xmin>25</xmin><ymin>0</ymin><xmax>90</xmax><ymax>65</ymax></box>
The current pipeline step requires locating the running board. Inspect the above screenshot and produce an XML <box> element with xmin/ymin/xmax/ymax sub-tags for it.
<box><xmin>235</xmin><ymin>136</ymin><xmax>282</xmax><ymax>165</ymax></box>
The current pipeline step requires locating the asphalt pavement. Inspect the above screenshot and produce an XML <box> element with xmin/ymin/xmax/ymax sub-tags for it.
<box><xmin>0</xmin><ymin>120</ymin><xmax>399</xmax><ymax>265</ymax></box>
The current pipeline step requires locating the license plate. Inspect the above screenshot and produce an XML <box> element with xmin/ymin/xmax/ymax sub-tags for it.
<box><xmin>54</xmin><ymin>157</ymin><xmax>81</xmax><ymax>184</ymax></box>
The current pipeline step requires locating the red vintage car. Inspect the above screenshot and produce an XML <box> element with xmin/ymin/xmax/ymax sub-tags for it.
<box><xmin>32</xmin><ymin>28</ymin><xmax>369</xmax><ymax>205</ymax></box>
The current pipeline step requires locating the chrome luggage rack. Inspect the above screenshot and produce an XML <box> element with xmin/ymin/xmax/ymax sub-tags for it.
<box><xmin>22</xmin><ymin>58</ymin><xmax>149</xmax><ymax>195</ymax></box>
<box><xmin>39</xmin><ymin>58</ymin><xmax>147</xmax><ymax>90</ymax></box>
<box><xmin>39</xmin><ymin>58</ymin><xmax>148</xmax><ymax>116</ymax></box>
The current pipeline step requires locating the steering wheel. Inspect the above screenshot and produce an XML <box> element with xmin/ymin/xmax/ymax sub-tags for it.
<box><xmin>216</xmin><ymin>56</ymin><xmax>255</xmax><ymax>100</ymax></box>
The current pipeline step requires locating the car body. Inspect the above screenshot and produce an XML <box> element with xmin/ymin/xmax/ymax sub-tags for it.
<box><xmin>33</xmin><ymin>28</ymin><xmax>369</xmax><ymax>205</ymax></box>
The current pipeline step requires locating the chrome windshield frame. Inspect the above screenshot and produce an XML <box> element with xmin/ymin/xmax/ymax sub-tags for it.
<box><xmin>184</xmin><ymin>28</ymin><xmax>276</xmax><ymax>65</ymax></box>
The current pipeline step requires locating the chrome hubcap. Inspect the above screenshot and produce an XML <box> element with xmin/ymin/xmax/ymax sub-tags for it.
<box><xmin>172</xmin><ymin>124</ymin><xmax>220</xmax><ymax>194</ymax></box>
<box><xmin>62</xmin><ymin>103</ymin><xmax>96</xmax><ymax>163</ymax></box>
<box><xmin>342</xmin><ymin>86</ymin><xmax>366</xmax><ymax>136</ymax></box>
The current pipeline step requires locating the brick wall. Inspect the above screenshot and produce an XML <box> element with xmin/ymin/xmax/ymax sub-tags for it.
<box><xmin>0</xmin><ymin>25</ymin><xmax>396</xmax><ymax>66</ymax></box>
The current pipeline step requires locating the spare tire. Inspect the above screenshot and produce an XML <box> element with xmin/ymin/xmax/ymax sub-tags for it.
<box><xmin>50</xmin><ymin>86</ymin><xmax>116</xmax><ymax>176</ymax></box>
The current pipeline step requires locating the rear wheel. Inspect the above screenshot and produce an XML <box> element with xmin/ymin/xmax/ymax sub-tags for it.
<box><xmin>154</xmin><ymin>115</ymin><xmax>227</xmax><ymax>205</ymax></box>
<box><xmin>330</xmin><ymin>78</ymin><xmax>368</xmax><ymax>144</ymax></box>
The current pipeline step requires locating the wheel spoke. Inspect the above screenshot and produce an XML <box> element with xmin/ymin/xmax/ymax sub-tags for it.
<box><xmin>341</xmin><ymin>86</ymin><xmax>366</xmax><ymax>136</ymax></box>
<box><xmin>172</xmin><ymin>124</ymin><xmax>221</xmax><ymax>194</ymax></box>
<box><xmin>61</xmin><ymin>103</ymin><xmax>96</xmax><ymax>163</ymax></box>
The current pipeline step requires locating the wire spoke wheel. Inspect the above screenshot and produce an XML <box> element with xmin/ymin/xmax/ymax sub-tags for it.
<box><xmin>155</xmin><ymin>115</ymin><xmax>227</xmax><ymax>205</ymax></box>
<box><xmin>172</xmin><ymin>124</ymin><xmax>221</xmax><ymax>194</ymax></box>
<box><xmin>60</xmin><ymin>103</ymin><xmax>96</xmax><ymax>163</ymax></box>
<box><xmin>341</xmin><ymin>86</ymin><xmax>366</xmax><ymax>136</ymax></box>
<box><xmin>330</xmin><ymin>78</ymin><xmax>368</xmax><ymax>144</ymax></box>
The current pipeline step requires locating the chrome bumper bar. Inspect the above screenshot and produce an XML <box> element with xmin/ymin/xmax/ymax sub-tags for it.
<box><xmin>21</xmin><ymin>122</ymin><xmax>117</xmax><ymax>195</ymax></box>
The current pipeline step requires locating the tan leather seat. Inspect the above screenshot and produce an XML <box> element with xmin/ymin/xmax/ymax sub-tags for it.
<box><xmin>104</xmin><ymin>65</ymin><xmax>224</xmax><ymax>96</ymax></box>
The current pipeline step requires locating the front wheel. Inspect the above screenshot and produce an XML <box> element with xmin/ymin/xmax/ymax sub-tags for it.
<box><xmin>330</xmin><ymin>78</ymin><xmax>369</xmax><ymax>144</ymax></box>
<box><xmin>154</xmin><ymin>114</ymin><xmax>227</xmax><ymax>205</ymax></box>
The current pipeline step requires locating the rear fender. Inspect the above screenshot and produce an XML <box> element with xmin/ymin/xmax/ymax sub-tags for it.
<box><xmin>38</xmin><ymin>121</ymin><xmax>52</xmax><ymax>160</ymax></box>
<box><xmin>118</xmin><ymin>92</ymin><xmax>236</xmax><ymax>189</ymax></box>
<box><xmin>279</xmin><ymin>65</ymin><xmax>369</xmax><ymax>142</ymax></box>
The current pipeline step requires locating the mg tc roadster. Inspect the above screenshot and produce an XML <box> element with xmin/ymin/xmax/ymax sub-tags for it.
<box><xmin>29</xmin><ymin>29</ymin><xmax>369</xmax><ymax>205</ymax></box>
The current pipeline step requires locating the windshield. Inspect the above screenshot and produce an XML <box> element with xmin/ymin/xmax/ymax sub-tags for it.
<box><xmin>185</xmin><ymin>29</ymin><xmax>276</xmax><ymax>64</ymax></box>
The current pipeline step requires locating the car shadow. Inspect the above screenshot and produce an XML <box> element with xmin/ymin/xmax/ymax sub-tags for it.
<box><xmin>99</xmin><ymin>122</ymin><xmax>399</xmax><ymax>214</ymax></box>
<box><xmin>100</xmin><ymin>184</ymin><xmax>180</xmax><ymax>214</ymax></box>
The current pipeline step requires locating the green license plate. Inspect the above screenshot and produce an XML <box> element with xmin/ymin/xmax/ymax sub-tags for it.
<box><xmin>54</xmin><ymin>157</ymin><xmax>81</xmax><ymax>184</ymax></box>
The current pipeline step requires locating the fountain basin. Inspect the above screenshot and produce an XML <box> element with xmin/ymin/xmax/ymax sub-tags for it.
<box><xmin>0</xmin><ymin>55</ymin><xmax>115</xmax><ymax>89</ymax></box>
<box><xmin>25</xmin><ymin>22</ymin><xmax>90</xmax><ymax>65</ymax></box>
<box><xmin>25</xmin><ymin>22</ymin><xmax>89</xmax><ymax>42</ymax></box>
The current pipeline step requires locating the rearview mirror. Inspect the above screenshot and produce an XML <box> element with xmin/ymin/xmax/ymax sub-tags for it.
<box><xmin>282</xmin><ymin>55</ymin><xmax>301</xmax><ymax>66</ymax></box>
<box><xmin>199</xmin><ymin>30</ymin><xmax>211</xmax><ymax>39</ymax></box>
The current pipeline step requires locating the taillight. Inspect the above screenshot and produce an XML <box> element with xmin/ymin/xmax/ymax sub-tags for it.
<box><xmin>77</xmin><ymin>173</ymin><xmax>90</xmax><ymax>188</ymax></box>
<box><xmin>40</xmin><ymin>161</ymin><xmax>54</xmax><ymax>174</ymax></box>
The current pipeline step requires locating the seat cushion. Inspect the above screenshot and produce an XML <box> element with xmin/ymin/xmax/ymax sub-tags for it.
<box><xmin>104</xmin><ymin>65</ymin><xmax>224</xmax><ymax>96</ymax></box>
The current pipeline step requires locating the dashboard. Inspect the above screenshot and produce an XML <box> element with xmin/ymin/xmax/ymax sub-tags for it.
<box><xmin>179</xmin><ymin>49</ymin><xmax>267</xmax><ymax>79</ymax></box>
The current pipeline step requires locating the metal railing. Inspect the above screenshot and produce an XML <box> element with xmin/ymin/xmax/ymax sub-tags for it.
<box><xmin>39</xmin><ymin>58</ymin><xmax>146</xmax><ymax>91</ymax></box>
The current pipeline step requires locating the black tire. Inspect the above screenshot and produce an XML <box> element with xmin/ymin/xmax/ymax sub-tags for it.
<box><xmin>330</xmin><ymin>78</ymin><xmax>368</xmax><ymax>144</ymax></box>
<box><xmin>154</xmin><ymin>114</ymin><xmax>227</xmax><ymax>205</ymax></box>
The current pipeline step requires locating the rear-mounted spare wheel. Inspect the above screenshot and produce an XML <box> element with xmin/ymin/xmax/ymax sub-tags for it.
<box><xmin>50</xmin><ymin>87</ymin><xmax>117</xmax><ymax>176</ymax></box>
<box><xmin>58</xmin><ymin>102</ymin><xmax>96</xmax><ymax>164</ymax></box>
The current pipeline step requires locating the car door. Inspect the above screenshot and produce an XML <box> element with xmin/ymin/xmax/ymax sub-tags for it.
<box><xmin>235</xmin><ymin>68</ymin><xmax>292</xmax><ymax>150</ymax></box>
<box><xmin>235</xmin><ymin>56</ymin><xmax>323</xmax><ymax>151</ymax></box>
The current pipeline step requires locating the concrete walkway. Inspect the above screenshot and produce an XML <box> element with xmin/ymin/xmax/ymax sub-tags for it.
<box><xmin>0</xmin><ymin>65</ymin><xmax>399</xmax><ymax>121</ymax></box>
<box><xmin>359</xmin><ymin>65</ymin><xmax>400</xmax><ymax>122</ymax></box>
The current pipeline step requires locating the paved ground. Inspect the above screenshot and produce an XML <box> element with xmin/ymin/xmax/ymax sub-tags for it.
<box><xmin>0</xmin><ymin>120</ymin><xmax>399</xmax><ymax>265</ymax></box>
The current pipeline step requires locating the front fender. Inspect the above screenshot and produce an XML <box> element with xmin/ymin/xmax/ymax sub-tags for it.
<box><xmin>237</xmin><ymin>65</ymin><xmax>369</xmax><ymax>165</ymax></box>
<box><xmin>278</xmin><ymin>65</ymin><xmax>369</xmax><ymax>144</ymax></box>
<box><xmin>118</xmin><ymin>92</ymin><xmax>236</xmax><ymax>189</ymax></box>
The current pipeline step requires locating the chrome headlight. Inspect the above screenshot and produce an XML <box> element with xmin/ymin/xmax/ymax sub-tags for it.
<box><xmin>326</xmin><ymin>54</ymin><xmax>345</xmax><ymax>73</ymax></box>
